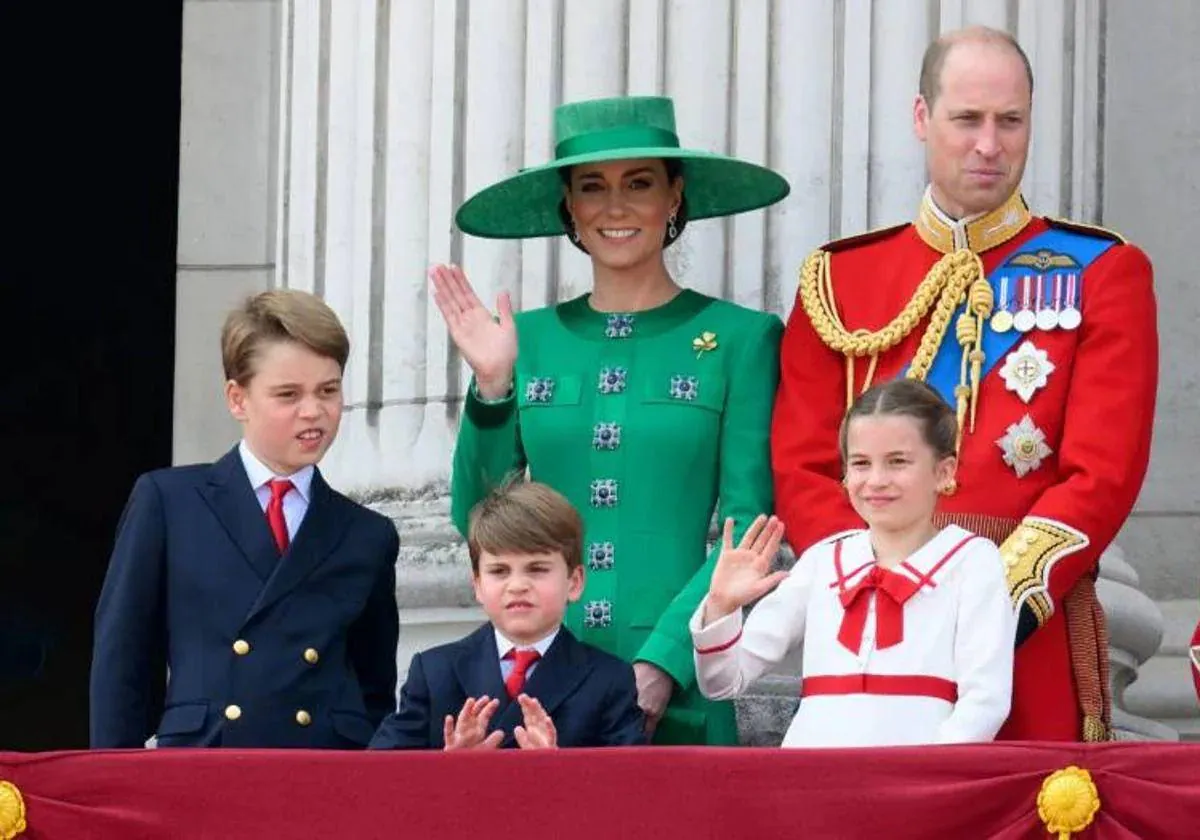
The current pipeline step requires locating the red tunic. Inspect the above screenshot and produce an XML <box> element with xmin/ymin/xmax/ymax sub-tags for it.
<box><xmin>771</xmin><ymin>193</ymin><xmax>1158</xmax><ymax>741</ymax></box>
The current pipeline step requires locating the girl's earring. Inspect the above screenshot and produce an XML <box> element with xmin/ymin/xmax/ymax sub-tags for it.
<box><xmin>938</xmin><ymin>480</ymin><xmax>957</xmax><ymax>496</ymax></box>
<box><xmin>570</xmin><ymin>222</ymin><xmax>581</xmax><ymax>243</ymax></box>
<box><xmin>667</xmin><ymin>211</ymin><xmax>678</xmax><ymax>240</ymax></box>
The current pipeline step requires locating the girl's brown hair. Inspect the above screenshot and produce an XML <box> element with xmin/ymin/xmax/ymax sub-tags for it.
<box><xmin>838</xmin><ymin>379</ymin><xmax>958</xmax><ymax>463</ymax></box>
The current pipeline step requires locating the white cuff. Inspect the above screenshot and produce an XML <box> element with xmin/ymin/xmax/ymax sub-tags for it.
<box><xmin>689</xmin><ymin>596</ymin><xmax>745</xmax><ymax>654</ymax></box>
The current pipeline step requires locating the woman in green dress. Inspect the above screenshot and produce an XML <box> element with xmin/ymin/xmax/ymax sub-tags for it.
<box><xmin>433</xmin><ymin>95</ymin><xmax>789</xmax><ymax>745</ymax></box>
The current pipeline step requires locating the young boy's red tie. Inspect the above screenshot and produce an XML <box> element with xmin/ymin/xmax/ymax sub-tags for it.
<box><xmin>504</xmin><ymin>649</ymin><xmax>541</xmax><ymax>698</ymax></box>
<box><xmin>266</xmin><ymin>479</ymin><xmax>294</xmax><ymax>554</ymax></box>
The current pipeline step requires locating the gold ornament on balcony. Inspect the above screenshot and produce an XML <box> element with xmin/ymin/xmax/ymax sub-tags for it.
<box><xmin>1037</xmin><ymin>766</ymin><xmax>1100</xmax><ymax>839</ymax></box>
<box><xmin>0</xmin><ymin>781</ymin><xmax>27</xmax><ymax>840</ymax></box>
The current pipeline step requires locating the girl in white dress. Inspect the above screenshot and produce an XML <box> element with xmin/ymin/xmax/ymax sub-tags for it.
<box><xmin>691</xmin><ymin>379</ymin><xmax>1016</xmax><ymax>747</ymax></box>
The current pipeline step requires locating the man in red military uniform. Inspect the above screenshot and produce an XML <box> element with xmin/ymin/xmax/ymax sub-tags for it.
<box><xmin>771</xmin><ymin>26</ymin><xmax>1158</xmax><ymax>741</ymax></box>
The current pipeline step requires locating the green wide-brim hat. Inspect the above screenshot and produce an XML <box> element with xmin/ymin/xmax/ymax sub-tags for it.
<box><xmin>455</xmin><ymin>96</ymin><xmax>791</xmax><ymax>239</ymax></box>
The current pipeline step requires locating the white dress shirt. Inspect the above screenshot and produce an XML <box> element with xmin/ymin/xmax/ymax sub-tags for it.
<box><xmin>238</xmin><ymin>440</ymin><xmax>314</xmax><ymax>542</ymax></box>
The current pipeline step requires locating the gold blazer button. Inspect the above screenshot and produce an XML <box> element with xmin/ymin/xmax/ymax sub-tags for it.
<box><xmin>224</xmin><ymin>704</ymin><xmax>242</xmax><ymax>721</ymax></box>
<box><xmin>295</xmin><ymin>710</ymin><xmax>312</xmax><ymax>727</ymax></box>
<box><xmin>303</xmin><ymin>648</ymin><xmax>320</xmax><ymax>665</ymax></box>
<box><xmin>232</xmin><ymin>639</ymin><xmax>251</xmax><ymax>656</ymax></box>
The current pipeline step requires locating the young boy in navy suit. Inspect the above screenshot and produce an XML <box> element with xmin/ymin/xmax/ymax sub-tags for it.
<box><xmin>90</xmin><ymin>290</ymin><xmax>399</xmax><ymax>749</ymax></box>
<box><xmin>369</xmin><ymin>481</ymin><xmax>644</xmax><ymax>749</ymax></box>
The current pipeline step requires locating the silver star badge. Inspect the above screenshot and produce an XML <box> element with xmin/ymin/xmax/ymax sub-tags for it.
<box><xmin>996</xmin><ymin>415</ymin><xmax>1053</xmax><ymax>477</ymax></box>
<box><xmin>1000</xmin><ymin>340</ymin><xmax>1055</xmax><ymax>404</ymax></box>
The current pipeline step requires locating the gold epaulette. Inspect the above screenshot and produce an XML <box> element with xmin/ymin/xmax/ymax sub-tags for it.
<box><xmin>1044</xmin><ymin>217</ymin><xmax>1127</xmax><ymax>245</ymax></box>
<box><xmin>819</xmin><ymin>222</ymin><xmax>910</xmax><ymax>254</ymax></box>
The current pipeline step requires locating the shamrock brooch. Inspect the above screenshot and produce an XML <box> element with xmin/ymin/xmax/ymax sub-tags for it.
<box><xmin>692</xmin><ymin>331</ymin><xmax>718</xmax><ymax>358</ymax></box>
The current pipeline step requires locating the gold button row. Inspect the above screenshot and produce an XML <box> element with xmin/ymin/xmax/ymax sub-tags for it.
<box><xmin>223</xmin><ymin>704</ymin><xmax>312</xmax><ymax>727</ymax></box>
<box><xmin>230</xmin><ymin>640</ymin><xmax>319</xmax><ymax>665</ymax></box>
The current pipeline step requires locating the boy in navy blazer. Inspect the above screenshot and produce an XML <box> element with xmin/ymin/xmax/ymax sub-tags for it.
<box><xmin>369</xmin><ymin>481</ymin><xmax>644</xmax><ymax>749</ymax></box>
<box><xmin>90</xmin><ymin>290</ymin><xmax>399</xmax><ymax>749</ymax></box>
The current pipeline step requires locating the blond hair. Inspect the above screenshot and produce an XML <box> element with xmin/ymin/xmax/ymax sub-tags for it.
<box><xmin>221</xmin><ymin>289</ymin><xmax>350</xmax><ymax>385</ymax></box>
<box><xmin>467</xmin><ymin>479</ymin><xmax>584</xmax><ymax>573</ymax></box>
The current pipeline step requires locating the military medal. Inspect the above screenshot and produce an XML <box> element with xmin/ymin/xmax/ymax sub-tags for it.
<box><xmin>1036</xmin><ymin>274</ymin><xmax>1060</xmax><ymax>331</ymax></box>
<box><xmin>1058</xmin><ymin>273</ymin><xmax>1082</xmax><ymax>330</ymax></box>
<box><xmin>999</xmin><ymin>340</ymin><xmax>1055</xmax><ymax>403</ymax></box>
<box><xmin>996</xmin><ymin>414</ymin><xmax>1053</xmax><ymax>477</ymax></box>
<box><xmin>1013</xmin><ymin>275</ymin><xmax>1037</xmax><ymax>332</ymax></box>
<box><xmin>989</xmin><ymin>276</ymin><xmax>1014</xmax><ymax>333</ymax></box>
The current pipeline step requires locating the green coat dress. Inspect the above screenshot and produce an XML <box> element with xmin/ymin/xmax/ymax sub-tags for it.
<box><xmin>451</xmin><ymin>289</ymin><xmax>781</xmax><ymax>745</ymax></box>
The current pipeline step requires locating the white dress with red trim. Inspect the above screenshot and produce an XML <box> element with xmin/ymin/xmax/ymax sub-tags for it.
<box><xmin>690</xmin><ymin>525</ymin><xmax>1017</xmax><ymax>747</ymax></box>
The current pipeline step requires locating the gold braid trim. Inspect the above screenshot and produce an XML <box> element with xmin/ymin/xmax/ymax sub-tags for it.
<box><xmin>934</xmin><ymin>512</ymin><xmax>1019</xmax><ymax>546</ymax></box>
<box><xmin>1065</xmin><ymin>576</ymin><xmax>1114</xmax><ymax>742</ymax></box>
<box><xmin>799</xmin><ymin>248</ymin><xmax>990</xmax><ymax>453</ymax></box>
<box><xmin>1000</xmin><ymin>517</ymin><xmax>1090</xmax><ymax>627</ymax></box>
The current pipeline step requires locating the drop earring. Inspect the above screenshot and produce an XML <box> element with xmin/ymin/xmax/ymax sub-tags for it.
<box><xmin>667</xmin><ymin>211</ymin><xmax>678</xmax><ymax>240</ymax></box>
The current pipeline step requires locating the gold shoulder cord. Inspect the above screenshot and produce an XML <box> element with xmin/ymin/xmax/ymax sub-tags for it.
<box><xmin>799</xmin><ymin>248</ymin><xmax>991</xmax><ymax>453</ymax></box>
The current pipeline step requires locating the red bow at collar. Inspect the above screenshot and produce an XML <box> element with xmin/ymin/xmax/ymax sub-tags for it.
<box><xmin>838</xmin><ymin>566</ymin><xmax>922</xmax><ymax>654</ymax></box>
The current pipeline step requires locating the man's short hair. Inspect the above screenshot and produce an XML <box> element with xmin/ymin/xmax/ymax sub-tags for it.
<box><xmin>918</xmin><ymin>26</ymin><xmax>1034</xmax><ymax>107</ymax></box>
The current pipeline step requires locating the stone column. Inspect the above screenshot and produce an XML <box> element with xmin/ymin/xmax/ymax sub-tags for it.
<box><xmin>1102</xmin><ymin>0</ymin><xmax>1200</xmax><ymax>742</ymax></box>
<box><xmin>174</xmin><ymin>0</ymin><xmax>282</xmax><ymax>464</ymax></box>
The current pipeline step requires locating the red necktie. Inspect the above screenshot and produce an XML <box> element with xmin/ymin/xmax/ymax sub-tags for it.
<box><xmin>266</xmin><ymin>479</ymin><xmax>294</xmax><ymax>554</ymax></box>
<box><xmin>504</xmin><ymin>649</ymin><xmax>541</xmax><ymax>699</ymax></box>
<box><xmin>837</xmin><ymin>566</ymin><xmax>921</xmax><ymax>654</ymax></box>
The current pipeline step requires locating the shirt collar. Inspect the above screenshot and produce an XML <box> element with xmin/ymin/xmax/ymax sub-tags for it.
<box><xmin>913</xmin><ymin>185</ymin><xmax>1032</xmax><ymax>254</ymax></box>
<box><xmin>494</xmin><ymin>626</ymin><xmax>560</xmax><ymax>661</ymax></box>
<box><xmin>238</xmin><ymin>440</ymin><xmax>315</xmax><ymax>502</ymax></box>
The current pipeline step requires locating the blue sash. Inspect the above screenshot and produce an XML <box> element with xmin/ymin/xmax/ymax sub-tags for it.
<box><xmin>913</xmin><ymin>227</ymin><xmax>1117</xmax><ymax>409</ymax></box>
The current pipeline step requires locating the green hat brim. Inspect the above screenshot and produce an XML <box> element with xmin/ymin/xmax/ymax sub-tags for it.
<box><xmin>455</xmin><ymin>147</ymin><xmax>790</xmax><ymax>239</ymax></box>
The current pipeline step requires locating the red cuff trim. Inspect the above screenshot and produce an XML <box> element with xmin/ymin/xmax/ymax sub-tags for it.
<box><xmin>694</xmin><ymin>630</ymin><xmax>742</xmax><ymax>655</ymax></box>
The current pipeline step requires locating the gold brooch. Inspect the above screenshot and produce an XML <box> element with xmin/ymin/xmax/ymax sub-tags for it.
<box><xmin>692</xmin><ymin>331</ymin><xmax>718</xmax><ymax>358</ymax></box>
<box><xmin>1037</xmin><ymin>766</ymin><xmax>1100</xmax><ymax>838</ymax></box>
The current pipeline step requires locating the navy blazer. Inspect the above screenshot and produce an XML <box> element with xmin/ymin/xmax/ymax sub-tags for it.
<box><xmin>90</xmin><ymin>446</ymin><xmax>399</xmax><ymax>749</ymax></box>
<box><xmin>368</xmin><ymin>623</ymin><xmax>645</xmax><ymax>749</ymax></box>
